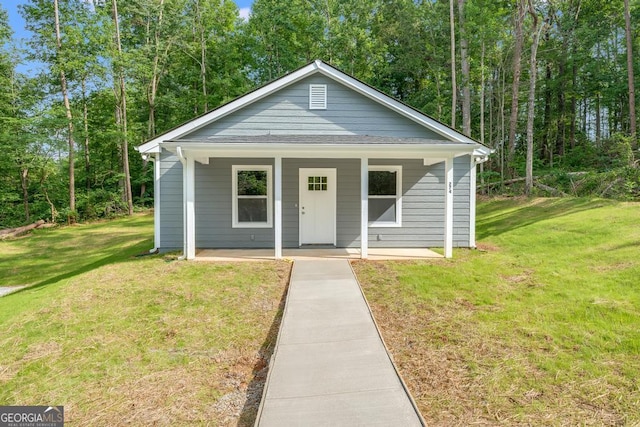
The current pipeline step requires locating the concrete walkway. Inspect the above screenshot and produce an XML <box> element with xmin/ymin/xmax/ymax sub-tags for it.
<box><xmin>256</xmin><ymin>260</ymin><xmax>423</xmax><ymax>426</ymax></box>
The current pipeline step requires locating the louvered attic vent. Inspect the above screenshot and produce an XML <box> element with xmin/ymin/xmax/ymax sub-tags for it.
<box><xmin>309</xmin><ymin>84</ymin><xmax>327</xmax><ymax>109</ymax></box>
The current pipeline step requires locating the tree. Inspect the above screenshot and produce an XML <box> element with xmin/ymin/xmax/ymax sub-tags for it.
<box><xmin>111</xmin><ymin>0</ymin><xmax>133</xmax><ymax>215</ymax></box>
<box><xmin>458</xmin><ymin>0</ymin><xmax>471</xmax><ymax>137</ymax></box>
<box><xmin>507</xmin><ymin>0</ymin><xmax>526</xmax><ymax>173</ymax></box>
<box><xmin>525</xmin><ymin>0</ymin><xmax>546</xmax><ymax>195</ymax></box>
<box><xmin>623</xmin><ymin>0</ymin><xmax>636</xmax><ymax>148</ymax></box>
<box><xmin>53</xmin><ymin>0</ymin><xmax>76</xmax><ymax>218</ymax></box>
<box><xmin>449</xmin><ymin>0</ymin><xmax>457</xmax><ymax>129</ymax></box>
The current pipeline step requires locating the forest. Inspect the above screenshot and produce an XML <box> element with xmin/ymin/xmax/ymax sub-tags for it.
<box><xmin>0</xmin><ymin>0</ymin><xmax>638</xmax><ymax>228</ymax></box>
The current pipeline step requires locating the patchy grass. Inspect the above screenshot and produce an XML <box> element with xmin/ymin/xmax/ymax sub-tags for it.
<box><xmin>353</xmin><ymin>198</ymin><xmax>640</xmax><ymax>425</ymax></box>
<box><xmin>0</xmin><ymin>213</ymin><xmax>290</xmax><ymax>425</ymax></box>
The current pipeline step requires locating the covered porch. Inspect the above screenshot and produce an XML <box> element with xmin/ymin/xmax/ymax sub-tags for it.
<box><xmin>144</xmin><ymin>137</ymin><xmax>490</xmax><ymax>261</ymax></box>
<box><xmin>195</xmin><ymin>247</ymin><xmax>443</xmax><ymax>262</ymax></box>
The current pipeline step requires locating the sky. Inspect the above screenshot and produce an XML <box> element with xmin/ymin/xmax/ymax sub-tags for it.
<box><xmin>3</xmin><ymin>0</ymin><xmax>254</xmax><ymax>75</ymax></box>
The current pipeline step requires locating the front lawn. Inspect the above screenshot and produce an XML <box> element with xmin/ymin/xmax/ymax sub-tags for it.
<box><xmin>0</xmin><ymin>214</ymin><xmax>290</xmax><ymax>425</ymax></box>
<box><xmin>353</xmin><ymin>198</ymin><xmax>640</xmax><ymax>425</ymax></box>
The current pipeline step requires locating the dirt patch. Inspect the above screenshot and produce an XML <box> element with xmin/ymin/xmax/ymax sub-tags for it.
<box><xmin>475</xmin><ymin>242</ymin><xmax>500</xmax><ymax>252</ymax></box>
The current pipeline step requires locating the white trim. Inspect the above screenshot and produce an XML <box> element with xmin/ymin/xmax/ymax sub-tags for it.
<box><xmin>274</xmin><ymin>157</ymin><xmax>282</xmax><ymax>259</ymax></box>
<box><xmin>231</xmin><ymin>165</ymin><xmax>273</xmax><ymax>229</ymax></box>
<box><xmin>469</xmin><ymin>157</ymin><xmax>477</xmax><ymax>248</ymax></box>
<box><xmin>444</xmin><ymin>157</ymin><xmax>454</xmax><ymax>259</ymax></box>
<box><xmin>298</xmin><ymin>168</ymin><xmax>337</xmax><ymax>245</ymax></box>
<box><xmin>360</xmin><ymin>158</ymin><xmax>369</xmax><ymax>259</ymax></box>
<box><xmin>137</xmin><ymin>60</ymin><xmax>485</xmax><ymax>154</ymax></box>
<box><xmin>153</xmin><ymin>153</ymin><xmax>161</xmax><ymax>250</ymax></box>
<box><xmin>185</xmin><ymin>156</ymin><xmax>196</xmax><ymax>260</ymax></box>
<box><xmin>164</xmin><ymin>142</ymin><xmax>478</xmax><ymax>160</ymax></box>
<box><xmin>368</xmin><ymin>165</ymin><xmax>402</xmax><ymax>227</ymax></box>
<box><xmin>309</xmin><ymin>84</ymin><xmax>327</xmax><ymax>109</ymax></box>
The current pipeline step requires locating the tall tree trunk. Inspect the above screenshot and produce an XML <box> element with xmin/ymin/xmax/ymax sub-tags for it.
<box><xmin>53</xmin><ymin>0</ymin><xmax>75</xmax><ymax>218</ymax></box>
<box><xmin>196</xmin><ymin>0</ymin><xmax>208</xmax><ymax>112</ymax></box>
<box><xmin>596</xmin><ymin>93</ymin><xmax>601</xmax><ymax>146</ymax></box>
<box><xmin>81</xmin><ymin>77</ymin><xmax>91</xmax><ymax>191</ymax></box>
<box><xmin>500</xmin><ymin>67</ymin><xmax>506</xmax><ymax>182</ymax></box>
<box><xmin>526</xmin><ymin>0</ymin><xmax>544</xmax><ymax>196</ymax></box>
<box><xmin>480</xmin><ymin>42</ymin><xmax>486</xmax><ymax>194</ymax></box>
<box><xmin>507</xmin><ymin>0</ymin><xmax>525</xmax><ymax>174</ymax></box>
<box><xmin>20</xmin><ymin>167</ymin><xmax>29</xmax><ymax>223</ymax></box>
<box><xmin>570</xmin><ymin>58</ymin><xmax>577</xmax><ymax>149</ymax></box>
<box><xmin>112</xmin><ymin>0</ymin><xmax>134</xmax><ymax>216</ymax></box>
<box><xmin>458</xmin><ymin>0</ymin><xmax>471</xmax><ymax>137</ymax></box>
<box><xmin>556</xmin><ymin>47</ymin><xmax>566</xmax><ymax>157</ymax></box>
<box><xmin>449</xmin><ymin>0</ymin><xmax>457</xmax><ymax>129</ymax></box>
<box><xmin>624</xmin><ymin>0</ymin><xmax>637</xmax><ymax>148</ymax></box>
<box><xmin>148</xmin><ymin>0</ymin><xmax>166</xmax><ymax>139</ymax></box>
<box><xmin>542</xmin><ymin>59</ymin><xmax>552</xmax><ymax>162</ymax></box>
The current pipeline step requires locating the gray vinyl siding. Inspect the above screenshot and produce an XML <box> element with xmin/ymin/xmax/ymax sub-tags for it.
<box><xmin>160</xmin><ymin>154</ymin><xmax>473</xmax><ymax>251</ymax></box>
<box><xmin>196</xmin><ymin>158</ymin><xmax>275</xmax><ymax>248</ymax></box>
<box><xmin>282</xmin><ymin>159</ymin><xmax>361</xmax><ymax>248</ymax></box>
<box><xmin>453</xmin><ymin>155</ymin><xmax>471</xmax><ymax>247</ymax></box>
<box><xmin>159</xmin><ymin>149</ymin><xmax>183</xmax><ymax>251</ymax></box>
<box><xmin>368</xmin><ymin>159</ymin><xmax>445</xmax><ymax>248</ymax></box>
<box><xmin>179</xmin><ymin>75</ymin><xmax>440</xmax><ymax>140</ymax></box>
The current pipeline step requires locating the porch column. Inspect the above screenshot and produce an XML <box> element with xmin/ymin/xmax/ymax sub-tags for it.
<box><xmin>150</xmin><ymin>153</ymin><xmax>161</xmax><ymax>252</ymax></box>
<box><xmin>274</xmin><ymin>156</ymin><xmax>282</xmax><ymax>259</ymax></box>
<box><xmin>444</xmin><ymin>157</ymin><xmax>454</xmax><ymax>258</ymax></box>
<box><xmin>184</xmin><ymin>155</ymin><xmax>196</xmax><ymax>260</ymax></box>
<box><xmin>360</xmin><ymin>157</ymin><xmax>368</xmax><ymax>259</ymax></box>
<box><xmin>469</xmin><ymin>156</ymin><xmax>477</xmax><ymax>248</ymax></box>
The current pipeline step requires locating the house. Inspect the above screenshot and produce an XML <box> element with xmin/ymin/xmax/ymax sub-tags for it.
<box><xmin>135</xmin><ymin>60</ymin><xmax>491</xmax><ymax>260</ymax></box>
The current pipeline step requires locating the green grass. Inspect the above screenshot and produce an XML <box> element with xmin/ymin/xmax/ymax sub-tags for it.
<box><xmin>353</xmin><ymin>197</ymin><xmax>640</xmax><ymax>425</ymax></box>
<box><xmin>0</xmin><ymin>213</ymin><xmax>290</xmax><ymax>425</ymax></box>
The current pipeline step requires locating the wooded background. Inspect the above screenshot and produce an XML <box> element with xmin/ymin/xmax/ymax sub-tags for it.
<box><xmin>0</xmin><ymin>0</ymin><xmax>638</xmax><ymax>227</ymax></box>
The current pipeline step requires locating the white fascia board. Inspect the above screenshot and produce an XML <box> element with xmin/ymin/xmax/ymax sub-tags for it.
<box><xmin>136</xmin><ymin>144</ymin><xmax>161</xmax><ymax>154</ymax></box>
<box><xmin>316</xmin><ymin>62</ymin><xmax>477</xmax><ymax>145</ymax></box>
<box><xmin>136</xmin><ymin>62</ymin><xmax>322</xmax><ymax>155</ymax></box>
<box><xmin>166</xmin><ymin>142</ymin><xmax>477</xmax><ymax>160</ymax></box>
<box><xmin>473</xmin><ymin>146</ymin><xmax>494</xmax><ymax>163</ymax></box>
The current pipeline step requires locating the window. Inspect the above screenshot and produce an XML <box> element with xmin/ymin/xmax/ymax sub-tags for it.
<box><xmin>368</xmin><ymin>166</ymin><xmax>402</xmax><ymax>227</ymax></box>
<box><xmin>309</xmin><ymin>84</ymin><xmax>327</xmax><ymax>109</ymax></box>
<box><xmin>307</xmin><ymin>176</ymin><xmax>328</xmax><ymax>191</ymax></box>
<box><xmin>232</xmin><ymin>165</ymin><xmax>272</xmax><ymax>228</ymax></box>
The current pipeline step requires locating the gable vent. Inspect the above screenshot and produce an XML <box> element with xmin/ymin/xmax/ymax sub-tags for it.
<box><xmin>309</xmin><ymin>84</ymin><xmax>327</xmax><ymax>110</ymax></box>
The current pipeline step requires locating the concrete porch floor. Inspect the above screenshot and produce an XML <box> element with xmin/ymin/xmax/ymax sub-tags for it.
<box><xmin>195</xmin><ymin>247</ymin><xmax>443</xmax><ymax>261</ymax></box>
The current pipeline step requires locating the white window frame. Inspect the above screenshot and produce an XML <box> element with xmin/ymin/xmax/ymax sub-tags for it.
<box><xmin>368</xmin><ymin>165</ymin><xmax>402</xmax><ymax>227</ymax></box>
<box><xmin>232</xmin><ymin>165</ymin><xmax>273</xmax><ymax>228</ymax></box>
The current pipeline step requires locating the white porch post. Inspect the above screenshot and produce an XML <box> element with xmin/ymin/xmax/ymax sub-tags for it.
<box><xmin>360</xmin><ymin>157</ymin><xmax>368</xmax><ymax>259</ymax></box>
<box><xmin>469</xmin><ymin>156</ymin><xmax>477</xmax><ymax>248</ymax></box>
<box><xmin>444</xmin><ymin>157</ymin><xmax>454</xmax><ymax>258</ymax></box>
<box><xmin>184</xmin><ymin>155</ymin><xmax>196</xmax><ymax>260</ymax></box>
<box><xmin>148</xmin><ymin>153</ymin><xmax>161</xmax><ymax>252</ymax></box>
<box><xmin>274</xmin><ymin>156</ymin><xmax>282</xmax><ymax>259</ymax></box>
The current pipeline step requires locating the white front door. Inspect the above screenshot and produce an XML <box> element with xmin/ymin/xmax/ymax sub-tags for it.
<box><xmin>299</xmin><ymin>168</ymin><xmax>337</xmax><ymax>245</ymax></box>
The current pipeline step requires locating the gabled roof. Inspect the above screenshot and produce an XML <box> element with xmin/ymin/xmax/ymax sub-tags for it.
<box><xmin>136</xmin><ymin>60</ymin><xmax>488</xmax><ymax>155</ymax></box>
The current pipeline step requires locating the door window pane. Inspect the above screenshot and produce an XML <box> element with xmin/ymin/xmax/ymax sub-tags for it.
<box><xmin>307</xmin><ymin>176</ymin><xmax>328</xmax><ymax>191</ymax></box>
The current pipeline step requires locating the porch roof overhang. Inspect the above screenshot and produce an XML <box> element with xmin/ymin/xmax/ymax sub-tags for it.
<box><xmin>161</xmin><ymin>135</ymin><xmax>491</xmax><ymax>163</ymax></box>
